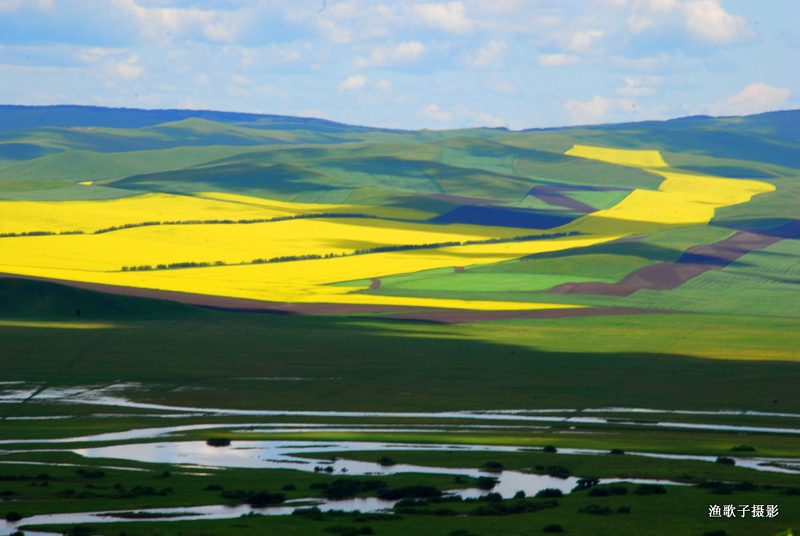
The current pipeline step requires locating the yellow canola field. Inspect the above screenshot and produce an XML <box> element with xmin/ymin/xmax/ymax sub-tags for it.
<box><xmin>566</xmin><ymin>145</ymin><xmax>668</xmax><ymax>168</ymax></box>
<box><xmin>0</xmin><ymin>147</ymin><xmax>776</xmax><ymax>311</ymax></box>
<box><xmin>0</xmin><ymin>192</ymin><xmax>296</xmax><ymax>235</ymax></box>
<box><xmin>562</xmin><ymin>145</ymin><xmax>775</xmax><ymax>236</ymax></box>
<box><xmin>1</xmin><ymin>216</ymin><xmax>542</xmax><ymax>273</ymax></box>
<box><xmin>0</xmin><ymin>191</ymin><xmax>437</xmax><ymax>236</ymax></box>
<box><xmin>196</xmin><ymin>192</ymin><xmax>437</xmax><ymax>222</ymax></box>
<box><xmin>0</xmin><ymin>234</ymin><xmax>605</xmax><ymax>309</ymax></box>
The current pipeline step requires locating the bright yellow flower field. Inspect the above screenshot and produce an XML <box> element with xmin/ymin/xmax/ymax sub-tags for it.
<box><xmin>0</xmin><ymin>146</ymin><xmax>775</xmax><ymax>311</ymax></box>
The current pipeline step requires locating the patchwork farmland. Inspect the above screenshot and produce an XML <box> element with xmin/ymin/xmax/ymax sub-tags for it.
<box><xmin>0</xmin><ymin>105</ymin><xmax>798</xmax><ymax>536</ymax></box>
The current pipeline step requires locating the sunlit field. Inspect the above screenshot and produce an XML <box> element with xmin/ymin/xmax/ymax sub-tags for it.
<box><xmin>0</xmin><ymin>146</ymin><xmax>776</xmax><ymax>311</ymax></box>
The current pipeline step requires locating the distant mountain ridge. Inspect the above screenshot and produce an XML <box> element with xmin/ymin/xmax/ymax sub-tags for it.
<box><xmin>0</xmin><ymin>104</ymin><xmax>387</xmax><ymax>134</ymax></box>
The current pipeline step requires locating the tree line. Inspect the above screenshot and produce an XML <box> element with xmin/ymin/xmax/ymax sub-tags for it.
<box><xmin>120</xmin><ymin>231</ymin><xmax>581</xmax><ymax>272</ymax></box>
<box><xmin>0</xmin><ymin>212</ymin><xmax>375</xmax><ymax>238</ymax></box>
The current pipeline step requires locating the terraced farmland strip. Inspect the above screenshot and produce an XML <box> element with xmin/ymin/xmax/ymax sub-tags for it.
<box><xmin>546</xmin><ymin>231</ymin><xmax>783</xmax><ymax>296</ymax></box>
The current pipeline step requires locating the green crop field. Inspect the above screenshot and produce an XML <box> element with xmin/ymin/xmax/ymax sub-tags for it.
<box><xmin>0</xmin><ymin>105</ymin><xmax>798</xmax><ymax>535</ymax></box>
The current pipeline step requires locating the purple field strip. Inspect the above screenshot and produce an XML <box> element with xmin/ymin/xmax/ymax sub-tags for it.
<box><xmin>546</xmin><ymin>231</ymin><xmax>783</xmax><ymax>297</ymax></box>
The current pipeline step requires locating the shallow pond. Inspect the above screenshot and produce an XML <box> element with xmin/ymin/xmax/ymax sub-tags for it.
<box><xmin>3</xmin><ymin>438</ymin><xmax>688</xmax><ymax>536</ymax></box>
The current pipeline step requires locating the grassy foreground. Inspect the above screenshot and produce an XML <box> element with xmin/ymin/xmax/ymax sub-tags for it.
<box><xmin>1</xmin><ymin>311</ymin><xmax>799</xmax><ymax>413</ymax></box>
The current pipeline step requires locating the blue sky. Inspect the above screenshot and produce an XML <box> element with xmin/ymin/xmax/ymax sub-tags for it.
<box><xmin>1</xmin><ymin>0</ymin><xmax>797</xmax><ymax>129</ymax></box>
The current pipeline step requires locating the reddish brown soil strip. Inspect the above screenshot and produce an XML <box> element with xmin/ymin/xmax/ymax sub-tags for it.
<box><xmin>527</xmin><ymin>185</ymin><xmax>596</xmax><ymax>213</ymax></box>
<box><xmin>546</xmin><ymin>231</ymin><xmax>783</xmax><ymax>297</ymax></box>
<box><xmin>373</xmin><ymin>307</ymin><xmax>688</xmax><ymax>324</ymax></box>
<box><xmin>370</xmin><ymin>278</ymin><xmax>382</xmax><ymax>290</ymax></box>
<box><xmin>0</xmin><ymin>273</ymin><xmax>429</xmax><ymax>315</ymax></box>
<box><xmin>454</xmin><ymin>266</ymin><xmax>465</xmax><ymax>273</ymax></box>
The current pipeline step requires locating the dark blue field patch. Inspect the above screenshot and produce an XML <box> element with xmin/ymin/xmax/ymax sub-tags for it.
<box><xmin>430</xmin><ymin>205</ymin><xmax>577</xmax><ymax>229</ymax></box>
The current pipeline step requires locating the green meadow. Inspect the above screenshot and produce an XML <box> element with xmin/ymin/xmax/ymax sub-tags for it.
<box><xmin>0</xmin><ymin>105</ymin><xmax>798</xmax><ymax>535</ymax></box>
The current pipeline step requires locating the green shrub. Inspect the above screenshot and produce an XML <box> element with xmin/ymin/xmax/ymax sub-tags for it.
<box><xmin>579</xmin><ymin>504</ymin><xmax>612</xmax><ymax>515</ymax></box>
<box><xmin>535</xmin><ymin>488</ymin><xmax>563</xmax><ymax>498</ymax></box>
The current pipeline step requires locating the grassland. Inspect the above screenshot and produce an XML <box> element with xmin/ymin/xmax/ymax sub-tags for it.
<box><xmin>0</xmin><ymin>106</ymin><xmax>798</xmax><ymax>535</ymax></box>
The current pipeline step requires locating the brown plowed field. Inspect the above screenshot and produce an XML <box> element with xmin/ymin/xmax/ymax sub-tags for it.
<box><xmin>527</xmin><ymin>185</ymin><xmax>596</xmax><ymax>213</ymax></box>
<box><xmin>546</xmin><ymin>231</ymin><xmax>782</xmax><ymax>297</ymax></box>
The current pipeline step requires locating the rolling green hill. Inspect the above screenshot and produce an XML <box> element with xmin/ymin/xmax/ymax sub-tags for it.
<box><xmin>0</xmin><ymin>105</ymin><xmax>799</xmax><ymax>536</ymax></box>
<box><xmin>0</xmin><ymin>105</ymin><xmax>797</xmax><ymax>319</ymax></box>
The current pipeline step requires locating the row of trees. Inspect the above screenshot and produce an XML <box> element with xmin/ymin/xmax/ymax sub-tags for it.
<box><xmin>1</xmin><ymin>213</ymin><xmax>376</xmax><ymax>239</ymax></box>
<box><xmin>119</xmin><ymin>231</ymin><xmax>583</xmax><ymax>272</ymax></box>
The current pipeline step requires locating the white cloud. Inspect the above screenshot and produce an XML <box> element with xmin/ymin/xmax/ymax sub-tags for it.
<box><xmin>339</xmin><ymin>75</ymin><xmax>367</xmax><ymax>90</ymax></box>
<box><xmin>565</xmin><ymin>95</ymin><xmax>613</xmax><ymax>124</ymax></box>
<box><xmin>420</xmin><ymin>103</ymin><xmax>507</xmax><ymax>127</ymax></box>
<box><xmin>467</xmin><ymin>40</ymin><xmax>507</xmax><ymax>68</ymax></box>
<box><xmin>414</xmin><ymin>2</ymin><xmax>473</xmax><ymax>33</ymax></box>
<box><xmin>375</xmin><ymin>79</ymin><xmax>393</xmax><ymax>91</ymax></box>
<box><xmin>568</xmin><ymin>30</ymin><xmax>604</xmax><ymax>53</ymax></box>
<box><xmin>616</xmin><ymin>76</ymin><xmax>657</xmax><ymax>97</ymax></box>
<box><xmin>708</xmin><ymin>83</ymin><xmax>791</xmax><ymax>116</ymax></box>
<box><xmin>538</xmin><ymin>53</ymin><xmax>578</xmax><ymax>67</ymax></box>
<box><xmin>203</xmin><ymin>23</ymin><xmax>236</xmax><ymax>43</ymax></box>
<box><xmin>683</xmin><ymin>0</ymin><xmax>753</xmax><ymax>45</ymax></box>
<box><xmin>328</xmin><ymin>0</ymin><xmax>359</xmax><ymax>19</ymax></box>
<box><xmin>298</xmin><ymin>109</ymin><xmax>331</xmax><ymax>120</ymax></box>
<box><xmin>626</xmin><ymin>0</ymin><xmax>753</xmax><ymax>45</ymax></box>
<box><xmin>109</xmin><ymin>0</ymin><xmax>239</xmax><ymax>43</ymax></box>
<box><xmin>422</xmin><ymin>103</ymin><xmax>453</xmax><ymax>122</ymax></box>
<box><xmin>231</xmin><ymin>75</ymin><xmax>251</xmax><ymax>85</ymax></box>
<box><xmin>612</xmin><ymin>53</ymin><xmax>674</xmax><ymax>72</ymax></box>
<box><xmin>110</xmin><ymin>55</ymin><xmax>143</xmax><ymax>80</ymax></box>
<box><xmin>465</xmin><ymin>110</ymin><xmax>507</xmax><ymax>128</ymax></box>
<box><xmin>75</xmin><ymin>47</ymin><xmax>129</xmax><ymax>63</ymax></box>
<box><xmin>317</xmin><ymin>19</ymin><xmax>352</xmax><ymax>44</ymax></box>
<box><xmin>355</xmin><ymin>41</ymin><xmax>425</xmax><ymax>68</ymax></box>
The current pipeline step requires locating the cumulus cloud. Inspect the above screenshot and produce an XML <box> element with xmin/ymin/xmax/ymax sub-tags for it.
<box><xmin>316</xmin><ymin>18</ymin><xmax>352</xmax><ymax>44</ymax></box>
<box><xmin>708</xmin><ymin>83</ymin><xmax>791</xmax><ymax>116</ymax></box>
<box><xmin>612</xmin><ymin>53</ymin><xmax>674</xmax><ymax>72</ymax></box>
<box><xmin>421</xmin><ymin>103</ymin><xmax>507</xmax><ymax>127</ymax></box>
<box><xmin>465</xmin><ymin>110</ymin><xmax>507</xmax><ymax>128</ymax></box>
<box><xmin>110</xmin><ymin>55</ymin><xmax>143</xmax><ymax>80</ymax></box>
<box><xmin>565</xmin><ymin>95</ymin><xmax>613</xmax><ymax>124</ymax></box>
<box><xmin>375</xmin><ymin>79</ymin><xmax>393</xmax><ymax>91</ymax></box>
<box><xmin>626</xmin><ymin>0</ymin><xmax>754</xmax><ymax>46</ymax></box>
<box><xmin>616</xmin><ymin>76</ymin><xmax>657</xmax><ymax>97</ymax></box>
<box><xmin>568</xmin><ymin>29</ymin><xmax>605</xmax><ymax>53</ymax></box>
<box><xmin>421</xmin><ymin>103</ymin><xmax>453</xmax><ymax>122</ymax></box>
<box><xmin>355</xmin><ymin>41</ymin><xmax>425</xmax><ymax>68</ymax></box>
<box><xmin>467</xmin><ymin>40</ymin><xmax>507</xmax><ymax>68</ymax></box>
<box><xmin>683</xmin><ymin>0</ymin><xmax>753</xmax><ymax>45</ymax></box>
<box><xmin>413</xmin><ymin>2</ymin><xmax>473</xmax><ymax>33</ymax></box>
<box><xmin>538</xmin><ymin>53</ymin><xmax>578</xmax><ymax>67</ymax></box>
<box><xmin>339</xmin><ymin>75</ymin><xmax>367</xmax><ymax>90</ymax></box>
<box><xmin>109</xmin><ymin>0</ymin><xmax>238</xmax><ymax>43</ymax></box>
<box><xmin>75</xmin><ymin>47</ymin><xmax>129</xmax><ymax>63</ymax></box>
